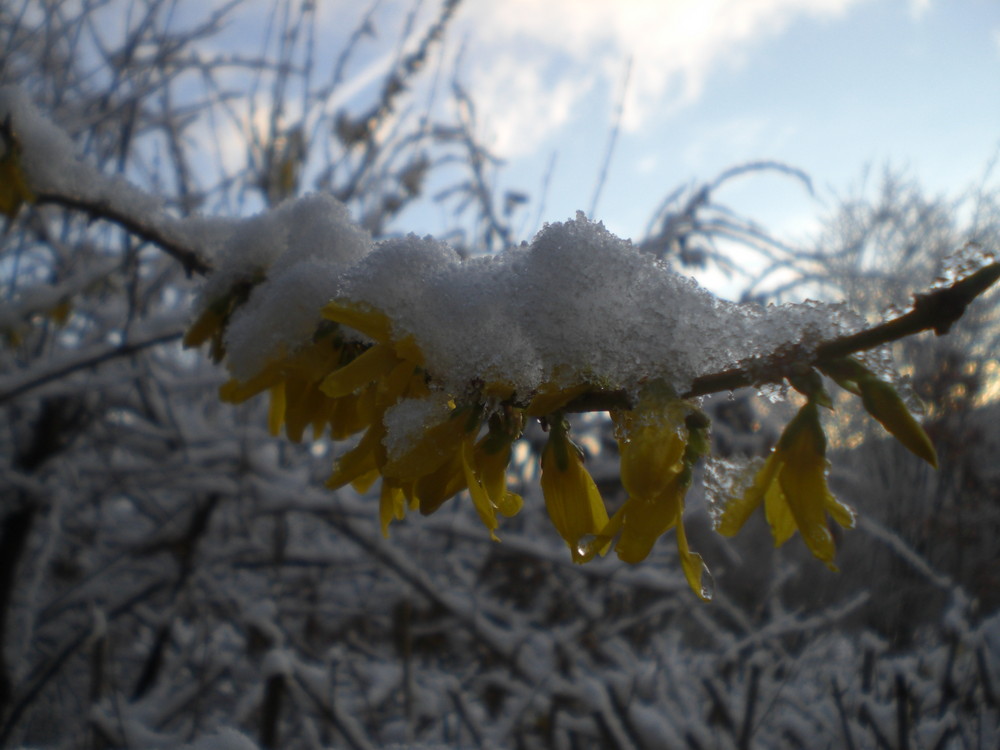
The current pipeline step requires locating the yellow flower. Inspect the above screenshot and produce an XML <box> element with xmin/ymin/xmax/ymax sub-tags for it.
<box><xmin>583</xmin><ymin>389</ymin><xmax>712</xmax><ymax>599</ymax></box>
<box><xmin>820</xmin><ymin>357</ymin><xmax>938</xmax><ymax>468</ymax></box>
<box><xmin>380</xmin><ymin>404</ymin><xmax>473</xmax><ymax>485</ymax></box>
<box><xmin>471</xmin><ymin>435</ymin><xmax>523</xmax><ymax>518</ymax></box>
<box><xmin>461</xmin><ymin>435</ymin><xmax>500</xmax><ymax>540</ymax></box>
<box><xmin>716</xmin><ymin>400</ymin><xmax>856</xmax><ymax>569</ymax></box>
<box><xmin>383</xmin><ymin>406</ymin><xmax>524</xmax><ymax>539</ymax></box>
<box><xmin>459</xmin><ymin>413</ymin><xmax>526</xmax><ymax>539</ymax></box>
<box><xmin>539</xmin><ymin>418</ymin><xmax>610</xmax><ymax>563</ymax></box>
<box><xmin>326</xmin><ymin>421</ymin><xmax>385</xmax><ymax>491</ymax></box>
<box><xmin>379</xmin><ymin>480</ymin><xmax>410</xmax><ymax>537</ymax></box>
<box><xmin>412</xmin><ymin>452</ymin><xmax>467</xmax><ymax>515</ymax></box>
<box><xmin>220</xmin><ymin>336</ymin><xmax>359</xmax><ymax>443</ymax></box>
<box><xmin>615</xmin><ymin>395</ymin><xmax>688</xmax><ymax>501</ymax></box>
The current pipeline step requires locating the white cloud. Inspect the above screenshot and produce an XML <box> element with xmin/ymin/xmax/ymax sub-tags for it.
<box><xmin>459</xmin><ymin>53</ymin><xmax>592</xmax><ymax>158</ymax></box>
<box><xmin>908</xmin><ymin>0</ymin><xmax>931</xmax><ymax>21</ymax></box>
<box><xmin>456</xmin><ymin>0</ymin><xmax>865</xmax><ymax>155</ymax></box>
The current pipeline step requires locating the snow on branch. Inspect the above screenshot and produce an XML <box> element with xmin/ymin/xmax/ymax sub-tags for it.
<box><xmin>2</xmin><ymin>83</ymin><xmax>997</xmax><ymax>599</ymax></box>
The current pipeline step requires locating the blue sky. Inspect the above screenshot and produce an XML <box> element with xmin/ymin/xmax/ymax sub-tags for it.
<box><xmin>195</xmin><ymin>0</ymin><xmax>999</xmax><ymax>293</ymax></box>
<box><xmin>367</xmin><ymin>0</ymin><xmax>999</xmax><ymax>281</ymax></box>
<box><xmin>440</xmin><ymin>0</ymin><xmax>999</xmax><ymax>238</ymax></box>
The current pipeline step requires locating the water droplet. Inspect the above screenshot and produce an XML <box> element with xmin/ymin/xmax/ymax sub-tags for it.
<box><xmin>699</xmin><ymin>564</ymin><xmax>715</xmax><ymax>601</ymax></box>
<box><xmin>756</xmin><ymin>382</ymin><xmax>788</xmax><ymax>404</ymax></box>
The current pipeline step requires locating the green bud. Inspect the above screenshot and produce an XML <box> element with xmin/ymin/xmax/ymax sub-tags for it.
<box><xmin>858</xmin><ymin>376</ymin><xmax>938</xmax><ymax>468</ymax></box>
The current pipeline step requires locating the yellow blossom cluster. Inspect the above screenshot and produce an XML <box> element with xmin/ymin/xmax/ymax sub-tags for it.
<box><xmin>716</xmin><ymin>400</ymin><xmax>857</xmax><ymax>569</ymax></box>
<box><xmin>185</xmin><ymin>298</ymin><xmax>724</xmax><ymax>598</ymax></box>
<box><xmin>185</xmin><ymin>296</ymin><xmax>939</xmax><ymax>600</ymax></box>
<box><xmin>716</xmin><ymin>362</ymin><xmax>938</xmax><ymax>570</ymax></box>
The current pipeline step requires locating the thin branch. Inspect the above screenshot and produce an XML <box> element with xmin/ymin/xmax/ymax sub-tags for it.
<box><xmin>685</xmin><ymin>262</ymin><xmax>1000</xmax><ymax>399</ymax></box>
<box><xmin>0</xmin><ymin>328</ymin><xmax>185</xmax><ymax>406</ymax></box>
<box><xmin>32</xmin><ymin>193</ymin><xmax>212</xmax><ymax>275</ymax></box>
<box><xmin>588</xmin><ymin>56</ymin><xmax>631</xmax><ymax>219</ymax></box>
<box><xmin>561</xmin><ymin>261</ymin><xmax>1000</xmax><ymax>410</ymax></box>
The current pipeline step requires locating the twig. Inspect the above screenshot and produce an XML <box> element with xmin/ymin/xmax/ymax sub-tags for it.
<box><xmin>559</xmin><ymin>260</ymin><xmax>1000</xmax><ymax>411</ymax></box>
<box><xmin>589</xmin><ymin>56</ymin><xmax>631</xmax><ymax>219</ymax></box>
<box><xmin>895</xmin><ymin>673</ymin><xmax>910</xmax><ymax>750</ymax></box>
<box><xmin>0</xmin><ymin>328</ymin><xmax>184</xmax><ymax>406</ymax></box>
<box><xmin>831</xmin><ymin>678</ymin><xmax>857</xmax><ymax>750</ymax></box>
<box><xmin>0</xmin><ymin>506</ymin><xmax>36</xmax><ymax>718</ymax></box>
<box><xmin>738</xmin><ymin>664</ymin><xmax>761</xmax><ymax>750</ymax></box>
<box><xmin>32</xmin><ymin>193</ymin><xmax>212</xmax><ymax>276</ymax></box>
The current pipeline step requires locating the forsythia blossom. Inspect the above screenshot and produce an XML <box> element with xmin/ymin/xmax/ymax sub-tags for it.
<box><xmin>185</xmin><ymin>295</ymin><xmax>720</xmax><ymax>597</ymax></box>
<box><xmin>716</xmin><ymin>400</ymin><xmax>855</xmax><ymax>569</ymax></box>
<box><xmin>185</xmin><ymin>282</ymin><xmax>939</xmax><ymax>599</ymax></box>
<box><xmin>539</xmin><ymin>416</ymin><xmax>611</xmax><ymax>563</ymax></box>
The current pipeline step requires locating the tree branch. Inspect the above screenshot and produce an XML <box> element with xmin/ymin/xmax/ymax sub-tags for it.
<box><xmin>685</xmin><ymin>261</ymin><xmax>1000</xmax><ymax>399</ymax></box>
<box><xmin>562</xmin><ymin>261</ymin><xmax>1000</xmax><ymax>410</ymax></box>
<box><xmin>0</xmin><ymin>327</ymin><xmax>185</xmax><ymax>405</ymax></box>
<box><xmin>33</xmin><ymin>193</ymin><xmax>213</xmax><ymax>276</ymax></box>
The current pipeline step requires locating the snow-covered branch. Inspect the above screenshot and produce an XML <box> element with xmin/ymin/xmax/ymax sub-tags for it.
<box><xmin>2</xmin><ymin>81</ymin><xmax>996</xmax><ymax>599</ymax></box>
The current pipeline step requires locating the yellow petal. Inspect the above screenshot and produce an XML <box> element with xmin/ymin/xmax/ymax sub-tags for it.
<box><xmin>414</xmin><ymin>453</ymin><xmax>467</xmax><ymax>514</ymax></box>
<box><xmin>375</xmin><ymin>358</ymin><xmax>419</xmax><ymax>411</ymax></box>
<box><xmin>763</xmin><ymin>473</ymin><xmax>796</xmax><ymax>547</ymax></box>
<box><xmin>328</xmin><ymin>389</ymin><xmax>374</xmax><ymax>440</ymax></box>
<box><xmin>614</xmin><ymin>490</ymin><xmax>681</xmax><ymax>564</ymax></box>
<box><xmin>716</xmin><ymin>452</ymin><xmax>779</xmax><ymax>537</ymax></box>
<box><xmin>326</xmin><ymin>426</ymin><xmax>381</xmax><ymax>489</ymax></box>
<box><xmin>461</xmin><ymin>437</ymin><xmax>499</xmax><ymax>540</ymax></box>
<box><xmin>859</xmin><ymin>376</ymin><xmax>938</xmax><ymax>468</ymax></box>
<box><xmin>379</xmin><ymin>481</ymin><xmax>407</xmax><ymax>537</ymax></box>
<box><xmin>284</xmin><ymin>377</ymin><xmax>326</xmax><ymax>443</ymax></box>
<box><xmin>293</xmin><ymin>339</ymin><xmax>342</xmax><ymax>380</ymax></box>
<box><xmin>268</xmin><ymin>382</ymin><xmax>286</xmax><ymax>436</ymax></box>
<box><xmin>381</xmin><ymin>408</ymin><xmax>472</xmax><ymax>483</ymax></box>
<box><xmin>321</xmin><ymin>300</ymin><xmax>392</xmax><ymax>343</ymax></box>
<box><xmin>351</xmin><ymin>467</ymin><xmax>381</xmax><ymax>494</ymax></box>
<box><xmin>676</xmin><ymin>518</ymin><xmax>713</xmax><ymax>601</ymax></box>
<box><xmin>219</xmin><ymin>364</ymin><xmax>284</xmax><ymax>404</ymax></box>
<box><xmin>183</xmin><ymin>308</ymin><xmax>222</xmax><ymax>348</ymax></box>
<box><xmin>393</xmin><ymin>334</ymin><xmax>425</xmax><ymax>367</ymax></box>
<box><xmin>777</xmin><ymin>451</ymin><xmax>836</xmax><ymax>566</ymax></box>
<box><xmin>578</xmin><ymin>505</ymin><xmax>627</xmax><ymax>562</ymax></box>
<box><xmin>540</xmin><ymin>427</ymin><xmax>610</xmax><ymax>562</ymax></box>
<box><xmin>473</xmin><ymin>439</ymin><xmax>512</xmax><ymax>507</ymax></box>
<box><xmin>825</xmin><ymin>493</ymin><xmax>857</xmax><ymax>530</ymax></box>
<box><xmin>320</xmin><ymin>343</ymin><xmax>398</xmax><ymax>398</ymax></box>
<box><xmin>615</xmin><ymin>410</ymin><xmax>686</xmax><ymax>501</ymax></box>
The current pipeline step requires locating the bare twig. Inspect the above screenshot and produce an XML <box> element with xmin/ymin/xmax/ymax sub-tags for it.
<box><xmin>588</xmin><ymin>56</ymin><xmax>631</xmax><ymax>219</ymax></box>
<box><xmin>550</xmin><ymin>261</ymin><xmax>1000</xmax><ymax>413</ymax></box>
<box><xmin>686</xmin><ymin>261</ymin><xmax>1000</xmax><ymax>399</ymax></box>
<box><xmin>0</xmin><ymin>327</ymin><xmax>185</xmax><ymax>406</ymax></box>
<box><xmin>32</xmin><ymin>193</ymin><xmax>212</xmax><ymax>275</ymax></box>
